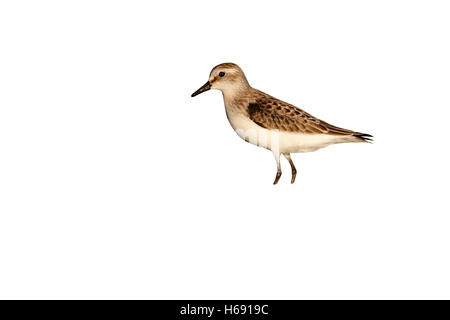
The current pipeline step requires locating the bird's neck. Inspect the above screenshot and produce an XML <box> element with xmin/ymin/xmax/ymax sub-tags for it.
<box><xmin>221</xmin><ymin>83</ymin><xmax>252</xmax><ymax>106</ymax></box>
<box><xmin>222</xmin><ymin>88</ymin><xmax>254</xmax><ymax>117</ymax></box>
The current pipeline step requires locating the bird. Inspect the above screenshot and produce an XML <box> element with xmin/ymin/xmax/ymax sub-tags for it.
<box><xmin>191</xmin><ymin>63</ymin><xmax>372</xmax><ymax>184</ymax></box>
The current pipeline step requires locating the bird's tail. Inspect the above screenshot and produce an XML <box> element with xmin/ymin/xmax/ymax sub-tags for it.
<box><xmin>352</xmin><ymin>132</ymin><xmax>373</xmax><ymax>143</ymax></box>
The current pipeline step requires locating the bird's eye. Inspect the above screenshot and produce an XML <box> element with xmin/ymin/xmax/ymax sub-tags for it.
<box><xmin>219</xmin><ymin>72</ymin><xmax>225</xmax><ymax>77</ymax></box>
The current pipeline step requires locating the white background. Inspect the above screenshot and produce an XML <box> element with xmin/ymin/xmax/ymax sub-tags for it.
<box><xmin>1</xmin><ymin>0</ymin><xmax>449</xmax><ymax>299</ymax></box>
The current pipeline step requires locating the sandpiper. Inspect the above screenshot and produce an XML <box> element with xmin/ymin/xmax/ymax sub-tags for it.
<box><xmin>191</xmin><ymin>63</ymin><xmax>372</xmax><ymax>184</ymax></box>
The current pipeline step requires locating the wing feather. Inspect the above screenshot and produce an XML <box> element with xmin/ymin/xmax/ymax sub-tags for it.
<box><xmin>247</xmin><ymin>92</ymin><xmax>357</xmax><ymax>136</ymax></box>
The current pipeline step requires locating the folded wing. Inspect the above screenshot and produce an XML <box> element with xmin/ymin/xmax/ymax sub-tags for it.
<box><xmin>247</xmin><ymin>92</ymin><xmax>372</xmax><ymax>142</ymax></box>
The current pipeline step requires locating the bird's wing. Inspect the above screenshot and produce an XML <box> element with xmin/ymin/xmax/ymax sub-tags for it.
<box><xmin>247</xmin><ymin>92</ymin><xmax>357</xmax><ymax>135</ymax></box>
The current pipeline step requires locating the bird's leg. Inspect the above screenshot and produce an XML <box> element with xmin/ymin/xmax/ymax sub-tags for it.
<box><xmin>273</xmin><ymin>152</ymin><xmax>282</xmax><ymax>185</ymax></box>
<box><xmin>283</xmin><ymin>153</ymin><xmax>297</xmax><ymax>184</ymax></box>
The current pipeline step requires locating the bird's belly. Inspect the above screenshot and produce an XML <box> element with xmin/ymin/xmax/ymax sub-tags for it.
<box><xmin>227</xmin><ymin>113</ymin><xmax>344</xmax><ymax>153</ymax></box>
<box><xmin>228</xmin><ymin>114</ymin><xmax>274</xmax><ymax>150</ymax></box>
<box><xmin>277</xmin><ymin>132</ymin><xmax>344</xmax><ymax>153</ymax></box>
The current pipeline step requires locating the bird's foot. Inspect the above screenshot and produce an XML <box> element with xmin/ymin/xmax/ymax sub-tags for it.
<box><xmin>291</xmin><ymin>169</ymin><xmax>297</xmax><ymax>184</ymax></box>
<box><xmin>273</xmin><ymin>170</ymin><xmax>282</xmax><ymax>185</ymax></box>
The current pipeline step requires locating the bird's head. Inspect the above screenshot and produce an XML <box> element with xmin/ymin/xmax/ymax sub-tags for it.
<box><xmin>191</xmin><ymin>63</ymin><xmax>250</xmax><ymax>98</ymax></box>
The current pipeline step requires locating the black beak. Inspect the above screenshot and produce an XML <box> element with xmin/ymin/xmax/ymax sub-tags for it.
<box><xmin>191</xmin><ymin>81</ymin><xmax>211</xmax><ymax>97</ymax></box>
